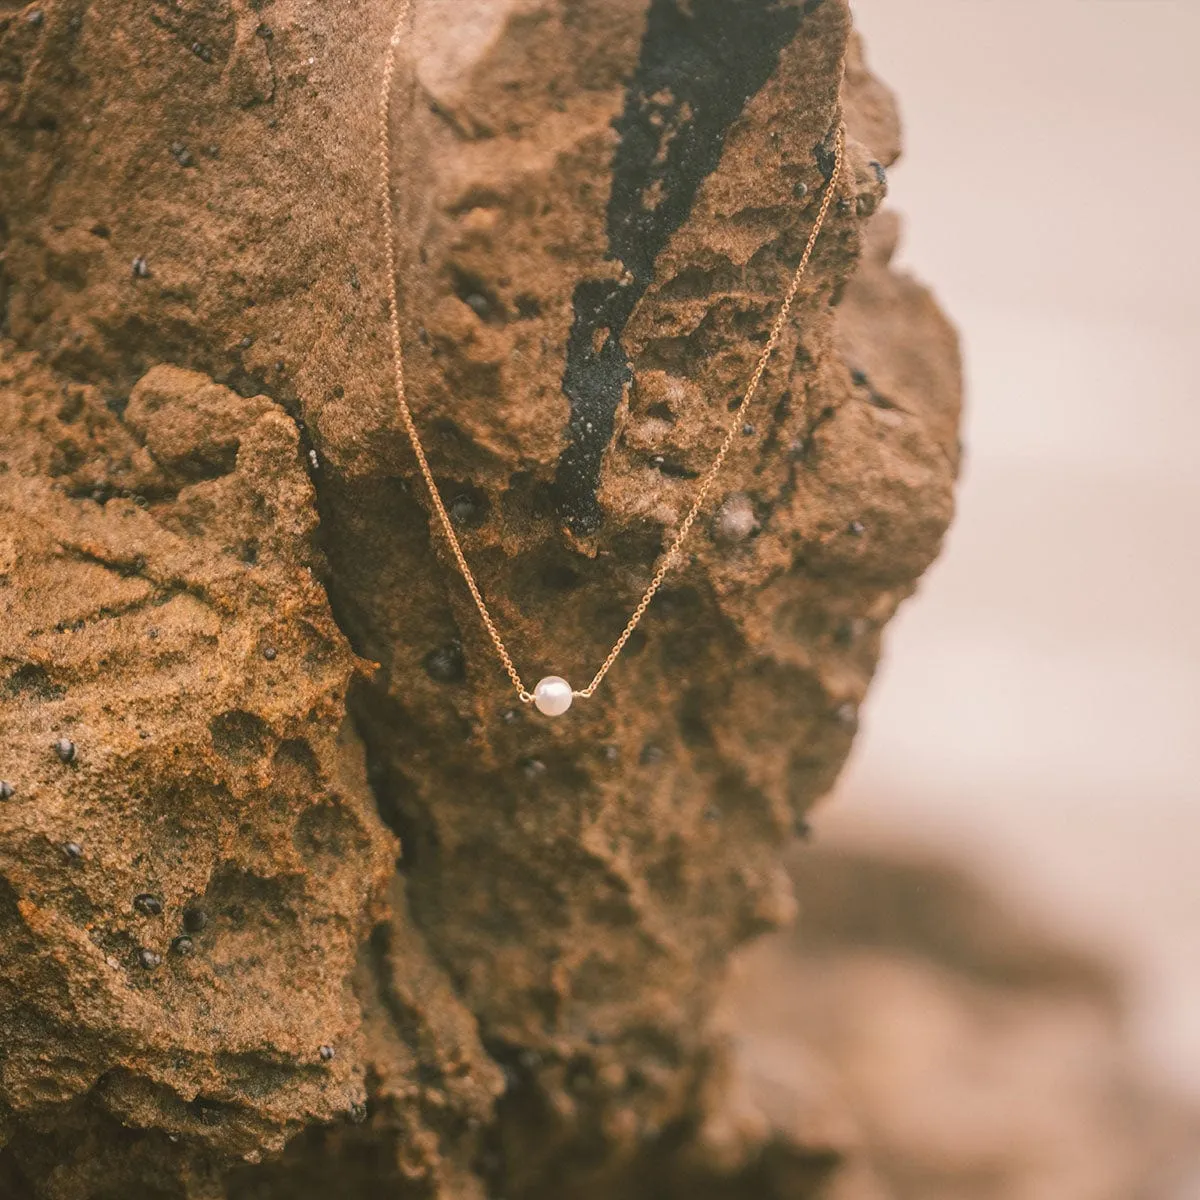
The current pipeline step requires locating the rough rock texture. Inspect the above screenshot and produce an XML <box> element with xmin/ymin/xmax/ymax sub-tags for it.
<box><xmin>1</xmin><ymin>1</ymin><xmax>964</xmax><ymax>1196</ymax></box>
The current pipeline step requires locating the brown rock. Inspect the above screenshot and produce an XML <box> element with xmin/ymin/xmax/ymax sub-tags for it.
<box><xmin>0</xmin><ymin>1</ymin><xmax>961</xmax><ymax>1196</ymax></box>
<box><xmin>724</xmin><ymin>845</ymin><xmax>1200</xmax><ymax>1200</ymax></box>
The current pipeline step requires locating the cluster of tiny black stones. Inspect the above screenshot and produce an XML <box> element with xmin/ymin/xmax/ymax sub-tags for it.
<box><xmin>42</xmin><ymin>740</ymin><xmax>85</xmax><ymax>860</ymax></box>
<box><xmin>34</xmin><ymin>743</ymin><xmax>345</xmax><ymax>1067</ymax></box>
<box><xmin>130</xmin><ymin>891</ymin><xmax>210</xmax><ymax>970</ymax></box>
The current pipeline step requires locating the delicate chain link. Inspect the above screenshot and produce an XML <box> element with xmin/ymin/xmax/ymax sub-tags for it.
<box><xmin>378</xmin><ymin>1</ymin><xmax>844</xmax><ymax>704</ymax></box>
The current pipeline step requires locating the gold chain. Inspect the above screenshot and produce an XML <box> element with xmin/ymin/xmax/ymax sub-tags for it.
<box><xmin>377</xmin><ymin>1</ymin><xmax>844</xmax><ymax>705</ymax></box>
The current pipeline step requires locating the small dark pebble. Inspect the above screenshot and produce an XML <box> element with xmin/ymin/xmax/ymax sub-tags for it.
<box><xmin>423</xmin><ymin>641</ymin><xmax>465</xmax><ymax>684</ymax></box>
<box><xmin>792</xmin><ymin>180</ymin><xmax>809</xmax><ymax>200</ymax></box>
<box><xmin>53</xmin><ymin>738</ymin><xmax>76</xmax><ymax>764</ymax></box>
<box><xmin>131</xmin><ymin>256</ymin><xmax>151</xmax><ymax>279</ymax></box>
<box><xmin>520</xmin><ymin>758</ymin><xmax>546</xmax><ymax>780</ymax></box>
<box><xmin>348</xmin><ymin>266</ymin><xmax>360</xmax><ymax>291</ymax></box>
<box><xmin>171</xmin><ymin>935</ymin><xmax>195</xmax><ymax>957</ymax></box>
<box><xmin>133</xmin><ymin>893</ymin><xmax>163</xmax><ymax>916</ymax></box>
<box><xmin>640</xmin><ymin>744</ymin><xmax>664</xmax><ymax>766</ymax></box>
<box><xmin>262</xmin><ymin>646</ymin><xmax>277</xmax><ymax>661</ymax></box>
<box><xmin>464</xmin><ymin>293</ymin><xmax>491</xmax><ymax>319</ymax></box>
<box><xmin>138</xmin><ymin>948</ymin><xmax>162</xmax><ymax>969</ymax></box>
<box><xmin>238</xmin><ymin>334</ymin><xmax>254</xmax><ymax>350</ymax></box>
<box><xmin>148</xmin><ymin>627</ymin><xmax>159</xmax><ymax>640</ymax></box>
<box><xmin>837</xmin><ymin>197</ymin><xmax>855</xmax><ymax>215</ymax></box>
<box><xmin>170</xmin><ymin>142</ymin><xmax>194</xmax><ymax>168</ymax></box>
<box><xmin>256</xmin><ymin>22</ymin><xmax>273</xmax><ymax>39</ymax></box>
<box><xmin>182</xmin><ymin>907</ymin><xmax>209</xmax><ymax>934</ymax></box>
<box><xmin>274</xmin><ymin>359</ymin><xmax>285</xmax><ymax>373</ymax></box>
<box><xmin>850</xmin><ymin>368</ymin><xmax>869</xmax><ymax>387</ymax></box>
<box><xmin>794</xmin><ymin>816</ymin><xmax>813</xmax><ymax>840</ymax></box>
<box><xmin>836</xmin><ymin>701</ymin><xmax>858</xmax><ymax>727</ymax></box>
<box><xmin>319</xmin><ymin>1045</ymin><xmax>335</xmax><ymax>1062</ymax></box>
<box><xmin>500</xmin><ymin>708</ymin><xmax>520</xmax><ymax>725</ymax></box>
<box><xmin>62</xmin><ymin>842</ymin><xmax>83</xmax><ymax>861</ymax></box>
<box><xmin>601</xmin><ymin>744</ymin><xmax>620</xmax><ymax>764</ymax></box>
<box><xmin>448</xmin><ymin>494</ymin><xmax>482</xmax><ymax>526</ymax></box>
<box><xmin>348</xmin><ymin>1100</ymin><xmax>368</xmax><ymax>1124</ymax></box>
<box><xmin>870</xmin><ymin>160</ymin><xmax>888</xmax><ymax>186</ymax></box>
<box><xmin>650</xmin><ymin>455</ymin><xmax>665</xmax><ymax>468</ymax></box>
<box><xmin>741</xmin><ymin>422</ymin><xmax>755</xmax><ymax>436</ymax></box>
<box><xmin>0</xmin><ymin>781</ymin><xmax>14</xmax><ymax>801</ymax></box>
<box><xmin>847</xmin><ymin>520</ymin><xmax>865</xmax><ymax>536</ymax></box>
<box><xmin>191</xmin><ymin>41</ymin><xmax>213</xmax><ymax>63</ymax></box>
<box><xmin>26</xmin><ymin>8</ymin><xmax>44</xmax><ymax>26</ymax></box>
<box><xmin>703</xmin><ymin>806</ymin><xmax>721</xmax><ymax>823</ymax></box>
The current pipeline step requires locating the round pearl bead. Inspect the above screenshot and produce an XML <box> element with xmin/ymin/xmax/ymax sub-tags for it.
<box><xmin>533</xmin><ymin>676</ymin><xmax>573</xmax><ymax>716</ymax></box>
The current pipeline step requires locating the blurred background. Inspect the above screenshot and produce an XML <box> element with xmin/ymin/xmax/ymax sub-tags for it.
<box><xmin>828</xmin><ymin>0</ymin><xmax>1200</xmax><ymax>1099</ymax></box>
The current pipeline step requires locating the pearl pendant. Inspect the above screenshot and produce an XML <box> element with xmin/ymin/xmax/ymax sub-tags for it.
<box><xmin>533</xmin><ymin>676</ymin><xmax>573</xmax><ymax>716</ymax></box>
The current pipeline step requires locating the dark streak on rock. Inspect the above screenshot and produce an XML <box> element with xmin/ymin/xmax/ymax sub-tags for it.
<box><xmin>553</xmin><ymin>0</ymin><xmax>804</xmax><ymax>534</ymax></box>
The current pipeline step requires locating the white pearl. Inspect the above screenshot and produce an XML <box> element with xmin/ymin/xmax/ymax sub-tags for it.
<box><xmin>533</xmin><ymin>676</ymin><xmax>573</xmax><ymax>716</ymax></box>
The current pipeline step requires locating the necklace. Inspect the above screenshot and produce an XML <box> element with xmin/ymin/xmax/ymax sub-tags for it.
<box><xmin>377</xmin><ymin>3</ymin><xmax>844</xmax><ymax>717</ymax></box>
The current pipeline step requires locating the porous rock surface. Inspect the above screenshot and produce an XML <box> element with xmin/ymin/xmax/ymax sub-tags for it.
<box><xmin>1</xmin><ymin>1</ymin><xmax>960</xmax><ymax>1196</ymax></box>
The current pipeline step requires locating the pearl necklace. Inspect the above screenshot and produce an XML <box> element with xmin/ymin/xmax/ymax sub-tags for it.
<box><xmin>377</xmin><ymin>2</ymin><xmax>844</xmax><ymax>716</ymax></box>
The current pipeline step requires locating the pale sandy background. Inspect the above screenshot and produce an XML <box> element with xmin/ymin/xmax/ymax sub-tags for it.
<box><xmin>836</xmin><ymin>0</ymin><xmax>1200</xmax><ymax>1096</ymax></box>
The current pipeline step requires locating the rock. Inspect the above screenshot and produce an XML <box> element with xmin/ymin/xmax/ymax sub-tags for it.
<box><xmin>721</xmin><ymin>845</ymin><xmax>1200</xmax><ymax>1200</ymax></box>
<box><xmin>0</xmin><ymin>352</ymin><xmax>397</xmax><ymax>1179</ymax></box>
<box><xmin>0</xmin><ymin>0</ymin><xmax>962</xmax><ymax>1196</ymax></box>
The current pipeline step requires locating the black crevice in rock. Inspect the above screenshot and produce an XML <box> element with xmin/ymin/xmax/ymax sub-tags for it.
<box><xmin>553</xmin><ymin>0</ymin><xmax>805</xmax><ymax>534</ymax></box>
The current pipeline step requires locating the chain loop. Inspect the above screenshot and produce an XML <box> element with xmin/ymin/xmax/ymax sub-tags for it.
<box><xmin>378</xmin><ymin>0</ymin><xmax>844</xmax><ymax>703</ymax></box>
